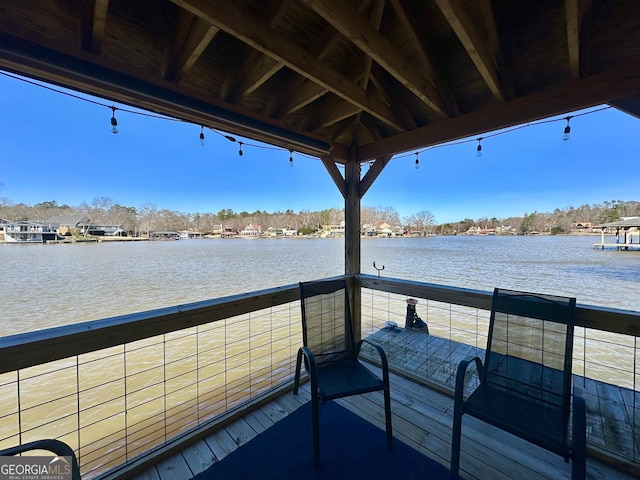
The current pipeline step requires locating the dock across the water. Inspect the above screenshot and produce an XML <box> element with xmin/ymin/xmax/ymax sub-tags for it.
<box><xmin>593</xmin><ymin>242</ymin><xmax>640</xmax><ymax>250</ymax></box>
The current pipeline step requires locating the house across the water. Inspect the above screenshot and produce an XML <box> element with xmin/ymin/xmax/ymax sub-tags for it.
<box><xmin>3</xmin><ymin>220</ymin><xmax>65</xmax><ymax>243</ymax></box>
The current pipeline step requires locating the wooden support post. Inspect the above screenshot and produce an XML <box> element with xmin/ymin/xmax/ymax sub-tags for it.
<box><xmin>345</xmin><ymin>159</ymin><xmax>361</xmax><ymax>339</ymax></box>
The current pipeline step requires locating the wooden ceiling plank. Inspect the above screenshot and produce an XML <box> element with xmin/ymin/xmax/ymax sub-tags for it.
<box><xmin>435</xmin><ymin>0</ymin><xmax>505</xmax><ymax>102</ymax></box>
<box><xmin>358</xmin><ymin>60</ymin><xmax>640</xmax><ymax>161</ymax></box>
<box><xmin>172</xmin><ymin>0</ymin><xmax>404</xmax><ymax>130</ymax></box>
<box><xmin>302</xmin><ymin>0</ymin><xmax>450</xmax><ymax>118</ymax></box>
<box><xmin>163</xmin><ymin>10</ymin><xmax>219</xmax><ymax>82</ymax></box>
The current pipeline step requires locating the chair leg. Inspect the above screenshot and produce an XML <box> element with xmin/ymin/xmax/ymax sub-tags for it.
<box><xmin>571</xmin><ymin>386</ymin><xmax>587</xmax><ymax>480</ymax></box>
<box><xmin>312</xmin><ymin>395</ymin><xmax>320</xmax><ymax>468</ymax></box>
<box><xmin>384</xmin><ymin>385</ymin><xmax>393</xmax><ymax>449</ymax></box>
<box><xmin>450</xmin><ymin>401</ymin><xmax>463</xmax><ymax>479</ymax></box>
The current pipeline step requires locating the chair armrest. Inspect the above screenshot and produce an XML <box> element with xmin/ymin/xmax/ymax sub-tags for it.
<box><xmin>454</xmin><ymin>356</ymin><xmax>484</xmax><ymax>403</ymax></box>
<box><xmin>296</xmin><ymin>346</ymin><xmax>319</xmax><ymax>393</ymax></box>
<box><xmin>357</xmin><ymin>339</ymin><xmax>390</xmax><ymax>384</ymax></box>
<box><xmin>0</xmin><ymin>439</ymin><xmax>80</xmax><ymax>480</ymax></box>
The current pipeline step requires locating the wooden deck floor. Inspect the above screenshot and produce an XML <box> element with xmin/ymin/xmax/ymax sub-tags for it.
<box><xmin>363</xmin><ymin>326</ymin><xmax>640</xmax><ymax>471</ymax></box>
<box><xmin>131</xmin><ymin>366</ymin><xmax>636</xmax><ymax>480</ymax></box>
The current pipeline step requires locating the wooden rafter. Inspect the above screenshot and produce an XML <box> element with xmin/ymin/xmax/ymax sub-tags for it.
<box><xmin>162</xmin><ymin>9</ymin><xmax>219</xmax><ymax>82</ymax></box>
<box><xmin>221</xmin><ymin>0</ymin><xmax>290</xmax><ymax>102</ymax></box>
<box><xmin>302</xmin><ymin>0</ymin><xmax>450</xmax><ymax>118</ymax></box>
<box><xmin>565</xmin><ymin>0</ymin><xmax>581</xmax><ymax>79</ymax></box>
<box><xmin>79</xmin><ymin>0</ymin><xmax>108</xmax><ymax>54</ymax></box>
<box><xmin>268</xmin><ymin>0</ymin><xmax>372</xmax><ymax>119</ymax></box>
<box><xmin>389</xmin><ymin>0</ymin><xmax>460</xmax><ymax>116</ymax></box>
<box><xmin>172</xmin><ymin>0</ymin><xmax>404</xmax><ymax>131</ymax></box>
<box><xmin>435</xmin><ymin>0</ymin><xmax>505</xmax><ymax>102</ymax></box>
<box><xmin>478</xmin><ymin>0</ymin><xmax>514</xmax><ymax>100</ymax></box>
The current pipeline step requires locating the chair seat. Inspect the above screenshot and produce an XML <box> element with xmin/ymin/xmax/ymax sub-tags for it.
<box><xmin>464</xmin><ymin>383</ymin><xmax>568</xmax><ymax>456</ymax></box>
<box><xmin>316</xmin><ymin>360</ymin><xmax>385</xmax><ymax>401</ymax></box>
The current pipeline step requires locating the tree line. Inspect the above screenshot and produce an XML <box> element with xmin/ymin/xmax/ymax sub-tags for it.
<box><xmin>0</xmin><ymin>197</ymin><xmax>638</xmax><ymax>236</ymax></box>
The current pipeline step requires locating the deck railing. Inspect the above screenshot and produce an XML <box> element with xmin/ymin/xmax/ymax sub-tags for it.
<box><xmin>0</xmin><ymin>283</ymin><xmax>304</xmax><ymax>479</ymax></box>
<box><xmin>0</xmin><ymin>274</ymin><xmax>638</xmax><ymax>478</ymax></box>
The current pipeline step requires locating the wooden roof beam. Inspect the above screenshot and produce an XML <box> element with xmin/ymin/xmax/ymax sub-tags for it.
<box><xmin>162</xmin><ymin>9</ymin><xmax>219</xmax><ymax>82</ymax></box>
<box><xmin>357</xmin><ymin>60</ymin><xmax>640</xmax><ymax>161</ymax></box>
<box><xmin>79</xmin><ymin>0</ymin><xmax>109</xmax><ymax>54</ymax></box>
<box><xmin>302</xmin><ymin>0</ymin><xmax>451</xmax><ymax>118</ymax></box>
<box><xmin>435</xmin><ymin>0</ymin><xmax>505</xmax><ymax>102</ymax></box>
<box><xmin>172</xmin><ymin>0</ymin><xmax>405</xmax><ymax>131</ymax></box>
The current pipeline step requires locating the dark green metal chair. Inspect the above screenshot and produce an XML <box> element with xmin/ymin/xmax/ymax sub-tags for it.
<box><xmin>293</xmin><ymin>278</ymin><xmax>392</xmax><ymax>467</ymax></box>
<box><xmin>0</xmin><ymin>439</ymin><xmax>81</xmax><ymax>480</ymax></box>
<box><xmin>450</xmin><ymin>288</ymin><xmax>586</xmax><ymax>479</ymax></box>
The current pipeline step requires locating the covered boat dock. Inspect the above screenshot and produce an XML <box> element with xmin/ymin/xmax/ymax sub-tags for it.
<box><xmin>594</xmin><ymin>218</ymin><xmax>640</xmax><ymax>250</ymax></box>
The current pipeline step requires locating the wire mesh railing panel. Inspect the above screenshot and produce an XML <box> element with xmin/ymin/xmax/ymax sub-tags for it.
<box><xmin>360</xmin><ymin>288</ymin><xmax>486</xmax><ymax>391</ymax></box>
<box><xmin>0</xmin><ymin>298</ymin><xmax>303</xmax><ymax>479</ymax></box>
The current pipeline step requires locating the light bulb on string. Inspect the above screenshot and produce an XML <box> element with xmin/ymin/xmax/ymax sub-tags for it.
<box><xmin>289</xmin><ymin>150</ymin><xmax>294</xmax><ymax>167</ymax></box>
<box><xmin>563</xmin><ymin>117</ymin><xmax>572</xmax><ymax>141</ymax></box>
<box><xmin>476</xmin><ymin>138</ymin><xmax>483</xmax><ymax>157</ymax></box>
<box><xmin>199</xmin><ymin>126</ymin><xmax>205</xmax><ymax>146</ymax></box>
<box><xmin>238</xmin><ymin>141</ymin><xmax>244</xmax><ymax>156</ymax></box>
<box><xmin>415</xmin><ymin>152</ymin><xmax>420</xmax><ymax>170</ymax></box>
<box><xmin>110</xmin><ymin>106</ymin><xmax>118</xmax><ymax>134</ymax></box>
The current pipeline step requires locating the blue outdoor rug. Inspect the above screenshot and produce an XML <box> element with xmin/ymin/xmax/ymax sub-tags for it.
<box><xmin>194</xmin><ymin>401</ymin><xmax>451</xmax><ymax>480</ymax></box>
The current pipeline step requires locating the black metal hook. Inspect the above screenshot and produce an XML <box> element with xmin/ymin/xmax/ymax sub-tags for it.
<box><xmin>373</xmin><ymin>261</ymin><xmax>385</xmax><ymax>277</ymax></box>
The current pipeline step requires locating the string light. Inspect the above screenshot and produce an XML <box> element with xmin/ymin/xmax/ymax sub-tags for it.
<box><xmin>289</xmin><ymin>150</ymin><xmax>294</xmax><ymax>167</ymax></box>
<box><xmin>199</xmin><ymin>126</ymin><xmax>205</xmax><ymax>146</ymax></box>
<box><xmin>0</xmin><ymin>72</ymin><xmax>611</xmax><ymax>171</ymax></box>
<box><xmin>110</xmin><ymin>106</ymin><xmax>118</xmax><ymax>134</ymax></box>
<box><xmin>415</xmin><ymin>152</ymin><xmax>420</xmax><ymax>170</ymax></box>
<box><xmin>563</xmin><ymin>116</ymin><xmax>572</xmax><ymax>141</ymax></box>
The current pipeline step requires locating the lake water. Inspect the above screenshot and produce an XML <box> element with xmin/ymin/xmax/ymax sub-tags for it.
<box><xmin>2</xmin><ymin>235</ymin><xmax>639</xmax><ymax>336</ymax></box>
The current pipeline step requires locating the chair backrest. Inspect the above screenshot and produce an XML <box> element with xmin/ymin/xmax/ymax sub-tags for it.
<box><xmin>299</xmin><ymin>279</ymin><xmax>356</xmax><ymax>365</ymax></box>
<box><xmin>483</xmin><ymin>288</ymin><xmax>576</xmax><ymax>422</ymax></box>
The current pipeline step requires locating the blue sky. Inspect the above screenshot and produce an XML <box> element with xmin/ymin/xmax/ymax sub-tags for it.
<box><xmin>1</xmin><ymin>71</ymin><xmax>638</xmax><ymax>224</ymax></box>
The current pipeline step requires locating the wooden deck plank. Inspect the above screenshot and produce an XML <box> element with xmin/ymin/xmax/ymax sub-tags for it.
<box><xmin>203</xmin><ymin>427</ymin><xmax>239</xmax><ymax>461</ymax></box>
<box><xmin>224</xmin><ymin>418</ymin><xmax>258</xmax><ymax>448</ymax></box>
<box><xmin>155</xmin><ymin>453</ymin><xmax>192</xmax><ymax>480</ymax></box>
<box><xmin>180</xmin><ymin>441</ymin><xmax>216</xmax><ymax>477</ymax></box>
